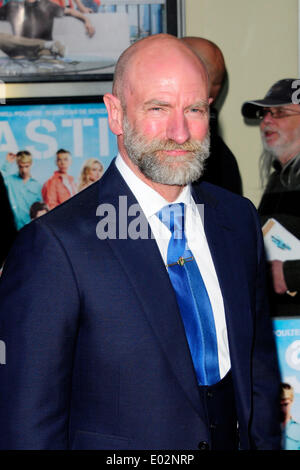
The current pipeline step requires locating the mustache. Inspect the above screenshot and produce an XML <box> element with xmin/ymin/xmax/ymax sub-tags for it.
<box><xmin>261</xmin><ymin>126</ymin><xmax>279</xmax><ymax>135</ymax></box>
<box><xmin>122</xmin><ymin>115</ymin><xmax>210</xmax><ymax>153</ymax></box>
<box><xmin>138</xmin><ymin>138</ymin><xmax>207</xmax><ymax>154</ymax></box>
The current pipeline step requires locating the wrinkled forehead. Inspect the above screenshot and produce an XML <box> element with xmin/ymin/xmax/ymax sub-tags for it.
<box><xmin>283</xmin><ymin>103</ymin><xmax>300</xmax><ymax>113</ymax></box>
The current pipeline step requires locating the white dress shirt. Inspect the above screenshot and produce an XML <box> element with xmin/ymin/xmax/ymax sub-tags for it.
<box><xmin>115</xmin><ymin>153</ymin><xmax>231</xmax><ymax>379</ymax></box>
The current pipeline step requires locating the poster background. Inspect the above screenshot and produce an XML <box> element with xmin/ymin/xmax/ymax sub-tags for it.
<box><xmin>0</xmin><ymin>0</ymin><xmax>183</xmax><ymax>82</ymax></box>
<box><xmin>0</xmin><ymin>98</ymin><xmax>118</xmax><ymax>186</ymax></box>
<box><xmin>273</xmin><ymin>317</ymin><xmax>300</xmax><ymax>448</ymax></box>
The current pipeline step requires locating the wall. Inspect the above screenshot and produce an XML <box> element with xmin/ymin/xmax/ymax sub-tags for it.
<box><xmin>185</xmin><ymin>0</ymin><xmax>299</xmax><ymax>206</ymax></box>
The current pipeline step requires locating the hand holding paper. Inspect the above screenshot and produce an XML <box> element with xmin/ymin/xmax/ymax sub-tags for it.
<box><xmin>262</xmin><ymin>218</ymin><xmax>300</xmax><ymax>296</ymax></box>
<box><xmin>262</xmin><ymin>218</ymin><xmax>300</xmax><ymax>262</ymax></box>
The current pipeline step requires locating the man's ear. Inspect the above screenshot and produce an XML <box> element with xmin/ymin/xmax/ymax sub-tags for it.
<box><xmin>103</xmin><ymin>93</ymin><xmax>124</xmax><ymax>136</ymax></box>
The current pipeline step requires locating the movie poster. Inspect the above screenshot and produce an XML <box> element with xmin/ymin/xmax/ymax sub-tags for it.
<box><xmin>273</xmin><ymin>318</ymin><xmax>300</xmax><ymax>450</ymax></box>
<box><xmin>0</xmin><ymin>0</ymin><xmax>168</xmax><ymax>81</ymax></box>
<box><xmin>0</xmin><ymin>99</ymin><xmax>117</xmax><ymax>230</ymax></box>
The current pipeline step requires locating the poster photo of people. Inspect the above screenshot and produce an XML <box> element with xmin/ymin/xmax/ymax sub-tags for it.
<box><xmin>0</xmin><ymin>0</ymin><xmax>172</xmax><ymax>80</ymax></box>
<box><xmin>0</xmin><ymin>97</ymin><xmax>117</xmax><ymax>242</ymax></box>
<box><xmin>273</xmin><ymin>318</ymin><xmax>300</xmax><ymax>450</ymax></box>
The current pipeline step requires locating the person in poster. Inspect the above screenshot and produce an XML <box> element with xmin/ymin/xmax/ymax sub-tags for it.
<box><xmin>30</xmin><ymin>201</ymin><xmax>49</xmax><ymax>219</ymax></box>
<box><xmin>0</xmin><ymin>0</ymin><xmax>95</xmax><ymax>60</ymax></box>
<box><xmin>42</xmin><ymin>148</ymin><xmax>77</xmax><ymax>210</ymax></box>
<box><xmin>50</xmin><ymin>0</ymin><xmax>94</xmax><ymax>15</ymax></box>
<box><xmin>281</xmin><ymin>383</ymin><xmax>300</xmax><ymax>450</ymax></box>
<box><xmin>78</xmin><ymin>157</ymin><xmax>103</xmax><ymax>191</ymax></box>
<box><xmin>0</xmin><ymin>150</ymin><xmax>42</xmax><ymax>230</ymax></box>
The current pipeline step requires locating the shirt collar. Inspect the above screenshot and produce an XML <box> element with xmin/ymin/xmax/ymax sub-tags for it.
<box><xmin>115</xmin><ymin>153</ymin><xmax>194</xmax><ymax>219</ymax></box>
<box><xmin>17</xmin><ymin>174</ymin><xmax>34</xmax><ymax>183</ymax></box>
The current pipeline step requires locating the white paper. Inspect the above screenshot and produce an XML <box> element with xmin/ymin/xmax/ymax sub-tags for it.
<box><xmin>262</xmin><ymin>218</ymin><xmax>300</xmax><ymax>261</ymax></box>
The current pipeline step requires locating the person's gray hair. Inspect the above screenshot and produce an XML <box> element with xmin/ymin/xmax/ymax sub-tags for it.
<box><xmin>259</xmin><ymin>150</ymin><xmax>276</xmax><ymax>188</ymax></box>
<box><xmin>260</xmin><ymin>150</ymin><xmax>300</xmax><ymax>189</ymax></box>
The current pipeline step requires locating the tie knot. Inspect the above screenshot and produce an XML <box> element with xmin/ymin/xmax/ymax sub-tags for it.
<box><xmin>157</xmin><ymin>203</ymin><xmax>185</xmax><ymax>238</ymax></box>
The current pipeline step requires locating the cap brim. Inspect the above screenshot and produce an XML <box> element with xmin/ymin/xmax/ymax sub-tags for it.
<box><xmin>241</xmin><ymin>99</ymin><xmax>292</xmax><ymax>119</ymax></box>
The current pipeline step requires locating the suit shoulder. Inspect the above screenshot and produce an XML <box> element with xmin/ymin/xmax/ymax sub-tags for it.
<box><xmin>194</xmin><ymin>180</ymin><xmax>248</xmax><ymax>205</ymax></box>
<box><xmin>37</xmin><ymin>180</ymin><xmax>101</xmax><ymax>229</ymax></box>
<box><xmin>193</xmin><ymin>181</ymin><xmax>258</xmax><ymax>226</ymax></box>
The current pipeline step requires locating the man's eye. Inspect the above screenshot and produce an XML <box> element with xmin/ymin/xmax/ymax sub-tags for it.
<box><xmin>190</xmin><ymin>107</ymin><xmax>206</xmax><ymax>114</ymax></box>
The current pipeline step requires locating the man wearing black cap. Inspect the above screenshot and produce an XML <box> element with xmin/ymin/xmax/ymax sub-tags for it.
<box><xmin>242</xmin><ymin>78</ymin><xmax>300</xmax><ymax>317</ymax></box>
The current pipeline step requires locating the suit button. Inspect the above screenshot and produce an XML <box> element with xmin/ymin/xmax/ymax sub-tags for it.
<box><xmin>198</xmin><ymin>441</ymin><xmax>209</xmax><ymax>450</ymax></box>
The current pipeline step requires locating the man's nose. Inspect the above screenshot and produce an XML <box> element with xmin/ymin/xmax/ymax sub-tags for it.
<box><xmin>166</xmin><ymin>111</ymin><xmax>190</xmax><ymax>144</ymax></box>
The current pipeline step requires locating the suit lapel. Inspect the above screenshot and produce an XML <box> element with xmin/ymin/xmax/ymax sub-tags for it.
<box><xmin>98</xmin><ymin>162</ymin><xmax>205</xmax><ymax>417</ymax></box>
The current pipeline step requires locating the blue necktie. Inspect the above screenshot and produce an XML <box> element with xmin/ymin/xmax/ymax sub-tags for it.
<box><xmin>157</xmin><ymin>203</ymin><xmax>220</xmax><ymax>386</ymax></box>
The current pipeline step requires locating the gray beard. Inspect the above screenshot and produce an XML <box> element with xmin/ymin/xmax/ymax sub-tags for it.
<box><xmin>261</xmin><ymin>137</ymin><xmax>282</xmax><ymax>159</ymax></box>
<box><xmin>123</xmin><ymin>117</ymin><xmax>210</xmax><ymax>186</ymax></box>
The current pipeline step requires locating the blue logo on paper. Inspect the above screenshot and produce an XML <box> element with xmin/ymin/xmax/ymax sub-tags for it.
<box><xmin>271</xmin><ymin>235</ymin><xmax>291</xmax><ymax>251</ymax></box>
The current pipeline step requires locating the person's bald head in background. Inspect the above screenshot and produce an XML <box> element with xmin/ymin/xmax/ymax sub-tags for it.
<box><xmin>181</xmin><ymin>36</ymin><xmax>243</xmax><ymax>197</ymax></box>
<box><xmin>181</xmin><ymin>37</ymin><xmax>226</xmax><ymax>103</ymax></box>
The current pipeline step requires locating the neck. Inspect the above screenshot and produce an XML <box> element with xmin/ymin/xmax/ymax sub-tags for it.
<box><xmin>278</xmin><ymin>152</ymin><xmax>297</xmax><ymax>166</ymax></box>
<box><xmin>120</xmin><ymin>152</ymin><xmax>184</xmax><ymax>202</ymax></box>
<box><xmin>282</xmin><ymin>414</ymin><xmax>292</xmax><ymax>427</ymax></box>
<box><xmin>277</xmin><ymin>144</ymin><xmax>300</xmax><ymax>166</ymax></box>
<box><xmin>21</xmin><ymin>175</ymin><xmax>30</xmax><ymax>182</ymax></box>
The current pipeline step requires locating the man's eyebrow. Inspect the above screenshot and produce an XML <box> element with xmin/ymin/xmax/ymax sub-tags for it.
<box><xmin>143</xmin><ymin>99</ymin><xmax>209</xmax><ymax>108</ymax></box>
<box><xmin>188</xmin><ymin>100</ymin><xmax>210</xmax><ymax>108</ymax></box>
<box><xmin>143</xmin><ymin>99</ymin><xmax>171</xmax><ymax>107</ymax></box>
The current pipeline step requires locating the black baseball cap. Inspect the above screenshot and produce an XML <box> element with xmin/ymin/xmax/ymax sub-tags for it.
<box><xmin>241</xmin><ymin>78</ymin><xmax>299</xmax><ymax>119</ymax></box>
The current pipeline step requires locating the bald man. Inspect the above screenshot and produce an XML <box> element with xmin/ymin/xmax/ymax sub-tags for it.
<box><xmin>0</xmin><ymin>34</ymin><xmax>280</xmax><ymax>450</ymax></box>
<box><xmin>182</xmin><ymin>37</ymin><xmax>242</xmax><ymax>195</ymax></box>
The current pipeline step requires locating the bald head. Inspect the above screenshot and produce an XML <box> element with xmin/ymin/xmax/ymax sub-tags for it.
<box><xmin>112</xmin><ymin>33</ymin><xmax>209</xmax><ymax>107</ymax></box>
<box><xmin>181</xmin><ymin>37</ymin><xmax>225</xmax><ymax>101</ymax></box>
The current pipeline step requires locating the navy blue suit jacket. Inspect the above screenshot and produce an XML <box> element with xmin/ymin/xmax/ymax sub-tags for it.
<box><xmin>0</xmin><ymin>160</ymin><xmax>281</xmax><ymax>449</ymax></box>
